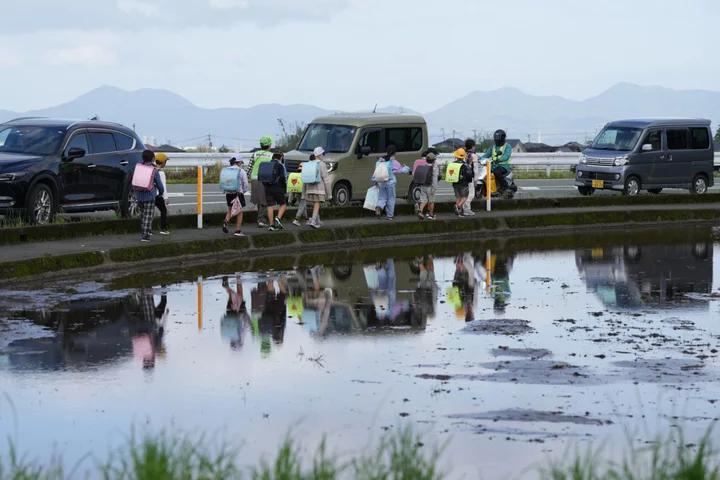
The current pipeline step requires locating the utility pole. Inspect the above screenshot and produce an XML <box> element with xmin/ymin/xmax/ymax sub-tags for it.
<box><xmin>452</xmin><ymin>130</ymin><xmax>456</xmax><ymax>149</ymax></box>
<box><xmin>207</xmin><ymin>134</ymin><xmax>213</xmax><ymax>150</ymax></box>
<box><xmin>441</xmin><ymin>128</ymin><xmax>446</xmax><ymax>141</ymax></box>
<box><xmin>472</xmin><ymin>129</ymin><xmax>478</xmax><ymax>141</ymax></box>
<box><xmin>132</xmin><ymin>123</ymin><xmax>136</xmax><ymax>132</ymax></box>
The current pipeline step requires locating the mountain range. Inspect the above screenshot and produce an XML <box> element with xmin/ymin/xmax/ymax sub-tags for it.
<box><xmin>1</xmin><ymin>83</ymin><xmax>718</xmax><ymax>147</ymax></box>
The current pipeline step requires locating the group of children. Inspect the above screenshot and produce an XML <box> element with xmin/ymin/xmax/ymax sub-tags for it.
<box><xmin>132</xmin><ymin>132</ymin><xmax>513</xmax><ymax>242</ymax></box>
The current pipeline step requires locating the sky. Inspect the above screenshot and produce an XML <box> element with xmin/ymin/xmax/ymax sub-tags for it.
<box><xmin>0</xmin><ymin>0</ymin><xmax>717</xmax><ymax>113</ymax></box>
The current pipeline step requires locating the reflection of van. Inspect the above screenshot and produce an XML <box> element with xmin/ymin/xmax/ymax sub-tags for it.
<box><xmin>575</xmin><ymin>242</ymin><xmax>712</xmax><ymax>311</ymax></box>
<box><xmin>575</xmin><ymin>118</ymin><xmax>714</xmax><ymax>196</ymax></box>
<box><xmin>283</xmin><ymin>114</ymin><xmax>429</xmax><ymax>206</ymax></box>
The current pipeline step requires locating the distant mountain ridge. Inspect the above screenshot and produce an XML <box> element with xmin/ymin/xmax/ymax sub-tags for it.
<box><xmin>0</xmin><ymin>83</ymin><xmax>717</xmax><ymax>147</ymax></box>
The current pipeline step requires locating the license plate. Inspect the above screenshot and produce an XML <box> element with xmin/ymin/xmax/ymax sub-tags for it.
<box><xmin>591</xmin><ymin>248</ymin><xmax>604</xmax><ymax>259</ymax></box>
<box><xmin>591</xmin><ymin>180</ymin><xmax>603</xmax><ymax>188</ymax></box>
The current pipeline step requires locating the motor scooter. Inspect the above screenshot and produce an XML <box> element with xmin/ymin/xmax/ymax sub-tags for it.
<box><xmin>475</xmin><ymin>159</ymin><xmax>517</xmax><ymax>199</ymax></box>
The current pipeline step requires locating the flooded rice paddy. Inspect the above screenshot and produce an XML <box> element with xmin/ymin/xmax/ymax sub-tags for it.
<box><xmin>1</xmin><ymin>227</ymin><xmax>720</xmax><ymax>478</ymax></box>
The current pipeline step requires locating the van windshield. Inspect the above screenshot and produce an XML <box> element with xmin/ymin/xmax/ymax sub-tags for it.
<box><xmin>297</xmin><ymin>124</ymin><xmax>357</xmax><ymax>153</ymax></box>
<box><xmin>591</xmin><ymin>126</ymin><xmax>643</xmax><ymax>151</ymax></box>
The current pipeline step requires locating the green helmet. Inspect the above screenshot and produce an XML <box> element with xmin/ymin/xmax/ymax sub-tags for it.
<box><xmin>259</xmin><ymin>135</ymin><xmax>273</xmax><ymax>148</ymax></box>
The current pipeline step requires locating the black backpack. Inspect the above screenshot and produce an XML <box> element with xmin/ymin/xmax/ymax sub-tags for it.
<box><xmin>460</xmin><ymin>163</ymin><xmax>473</xmax><ymax>184</ymax></box>
<box><xmin>413</xmin><ymin>164</ymin><xmax>434</xmax><ymax>186</ymax></box>
<box><xmin>258</xmin><ymin>161</ymin><xmax>280</xmax><ymax>185</ymax></box>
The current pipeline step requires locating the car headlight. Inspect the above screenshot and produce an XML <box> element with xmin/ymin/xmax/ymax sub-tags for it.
<box><xmin>577</xmin><ymin>170</ymin><xmax>583</xmax><ymax>178</ymax></box>
<box><xmin>613</xmin><ymin>156</ymin><xmax>629</xmax><ymax>166</ymax></box>
<box><xmin>326</xmin><ymin>161</ymin><xmax>338</xmax><ymax>173</ymax></box>
<box><xmin>0</xmin><ymin>172</ymin><xmax>28</xmax><ymax>182</ymax></box>
<box><xmin>580</xmin><ymin>154</ymin><xmax>587</xmax><ymax>164</ymax></box>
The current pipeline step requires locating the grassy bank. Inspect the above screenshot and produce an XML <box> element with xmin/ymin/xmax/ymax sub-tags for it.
<box><xmin>1</xmin><ymin>427</ymin><xmax>717</xmax><ymax>479</ymax></box>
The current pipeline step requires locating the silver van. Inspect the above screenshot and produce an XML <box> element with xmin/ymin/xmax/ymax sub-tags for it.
<box><xmin>575</xmin><ymin>118</ymin><xmax>714</xmax><ymax>196</ymax></box>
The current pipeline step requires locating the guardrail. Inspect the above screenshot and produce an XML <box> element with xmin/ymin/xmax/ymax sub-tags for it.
<box><xmin>161</xmin><ymin>151</ymin><xmax>720</xmax><ymax>170</ymax></box>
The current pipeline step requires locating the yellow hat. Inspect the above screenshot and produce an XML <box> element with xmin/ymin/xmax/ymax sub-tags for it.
<box><xmin>454</xmin><ymin>148</ymin><xmax>466</xmax><ymax>160</ymax></box>
<box><xmin>155</xmin><ymin>153</ymin><xmax>168</xmax><ymax>166</ymax></box>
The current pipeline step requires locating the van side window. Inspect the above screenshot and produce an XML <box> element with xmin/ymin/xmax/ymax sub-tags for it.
<box><xmin>666</xmin><ymin>129</ymin><xmax>689</xmax><ymax>150</ymax></box>
<box><xmin>358</xmin><ymin>128</ymin><xmax>383</xmax><ymax>154</ymax></box>
<box><xmin>690</xmin><ymin>128</ymin><xmax>710</xmax><ymax>150</ymax></box>
<box><xmin>642</xmin><ymin>131</ymin><xmax>662</xmax><ymax>152</ymax></box>
<box><xmin>385</xmin><ymin>127</ymin><xmax>423</xmax><ymax>152</ymax></box>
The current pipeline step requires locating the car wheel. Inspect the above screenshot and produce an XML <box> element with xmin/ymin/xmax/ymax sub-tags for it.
<box><xmin>476</xmin><ymin>184</ymin><xmax>487</xmax><ymax>199</ymax></box>
<box><xmin>693</xmin><ymin>242</ymin><xmax>709</xmax><ymax>260</ymax></box>
<box><xmin>332</xmin><ymin>265</ymin><xmax>353</xmax><ymax>281</ymax></box>
<box><xmin>622</xmin><ymin>176</ymin><xmax>641</xmax><ymax>196</ymax></box>
<box><xmin>120</xmin><ymin>183</ymin><xmax>139</xmax><ymax>218</ymax></box>
<box><xmin>690</xmin><ymin>174</ymin><xmax>708</xmax><ymax>195</ymax></box>
<box><xmin>578</xmin><ymin>186</ymin><xmax>594</xmax><ymax>196</ymax></box>
<box><xmin>408</xmin><ymin>182</ymin><xmax>421</xmax><ymax>204</ymax></box>
<box><xmin>624</xmin><ymin>246</ymin><xmax>641</xmax><ymax>263</ymax></box>
<box><xmin>26</xmin><ymin>184</ymin><xmax>55</xmax><ymax>225</ymax></box>
<box><xmin>647</xmin><ymin>188</ymin><xmax>663</xmax><ymax>195</ymax></box>
<box><xmin>332</xmin><ymin>182</ymin><xmax>351</xmax><ymax>207</ymax></box>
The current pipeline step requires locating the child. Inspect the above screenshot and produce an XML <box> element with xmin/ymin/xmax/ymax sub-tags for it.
<box><xmin>372</xmin><ymin>145</ymin><xmax>409</xmax><ymax>220</ymax></box>
<box><xmin>136</xmin><ymin>150</ymin><xmax>164</xmax><ymax>242</ymax></box>
<box><xmin>266</xmin><ymin>150</ymin><xmax>287</xmax><ymax>231</ymax></box>
<box><xmin>291</xmin><ymin>156</ymin><xmax>312</xmax><ymax>227</ymax></box>
<box><xmin>222</xmin><ymin>157</ymin><xmax>249</xmax><ymax>237</ymax></box>
<box><xmin>417</xmin><ymin>152</ymin><xmax>439</xmax><ymax>220</ymax></box>
<box><xmin>154</xmin><ymin>153</ymin><xmax>170</xmax><ymax>235</ymax></box>
<box><xmin>305</xmin><ymin>147</ymin><xmax>332</xmax><ymax>229</ymax></box>
<box><xmin>451</xmin><ymin>148</ymin><xmax>472</xmax><ymax>217</ymax></box>
<box><xmin>463</xmin><ymin>139</ymin><xmax>479</xmax><ymax>216</ymax></box>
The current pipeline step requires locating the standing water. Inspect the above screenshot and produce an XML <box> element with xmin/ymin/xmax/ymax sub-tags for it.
<box><xmin>1</xmin><ymin>227</ymin><xmax>719</xmax><ymax>478</ymax></box>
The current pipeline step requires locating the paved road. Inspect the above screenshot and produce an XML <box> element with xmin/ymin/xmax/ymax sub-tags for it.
<box><xmin>24</xmin><ymin>179</ymin><xmax>720</xmax><ymax>221</ymax></box>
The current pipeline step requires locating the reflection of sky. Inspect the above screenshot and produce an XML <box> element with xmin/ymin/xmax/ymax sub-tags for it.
<box><xmin>1</xmin><ymin>247</ymin><xmax>720</xmax><ymax>479</ymax></box>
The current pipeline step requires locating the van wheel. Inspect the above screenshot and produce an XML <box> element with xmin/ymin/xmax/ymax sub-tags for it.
<box><xmin>26</xmin><ymin>184</ymin><xmax>55</xmax><ymax>225</ymax></box>
<box><xmin>120</xmin><ymin>183</ymin><xmax>139</xmax><ymax>218</ymax></box>
<box><xmin>408</xmin><ymin>183</ymin><xmax>421</xmax><ymax>204</ymax></box>
<box><xmin>647</xmin><ymin>188</ymin><xmax>663</xmax><ymax>195</ymax></box>
<box><xmin>622</xmin><ymin>176</ymin><xmax>641</xmax><ymax>196</ymax></box>
<box><xmin>690</xmin><ymin>175</ymin><xmax>708</xmax><ymax>195</ymax></box>
<box><xmin>577</xmin><ymin>186</ymin><xmax>594</xmax><ymax>196</ymax></box>
<box><xmin>332</xmin><ymin>182</ymin><xmax>351</xmax><ymax>207</ymax></box>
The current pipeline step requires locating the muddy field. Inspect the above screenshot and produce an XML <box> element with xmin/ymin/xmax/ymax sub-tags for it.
<box><xmin>1</xmin><ymin>231</ymin><xmax>719</xmax><ymax>479</ymax></box>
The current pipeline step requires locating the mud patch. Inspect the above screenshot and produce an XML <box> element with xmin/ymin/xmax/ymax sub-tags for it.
<box><xmin>462</xmin><ymin>319</ymin><xmax>535</xmax><ymax>336</ymax></box>
<box><xmin>610</xmin><ymin>358</ymin><xmax>712</xmax><ymax>383</ymax></box>
<box><xmin>490</xmin><ymin>347</ymin><xmax>552</xmax><ymax>359</ymax></box>
<box><xmin>450</xmin><ymin>409</ymin><xmax>612</xmax><ymax>426</ymax></box>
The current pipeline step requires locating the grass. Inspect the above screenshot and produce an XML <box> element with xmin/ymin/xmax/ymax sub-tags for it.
<box><xmin>0</xmin><ymin>425</ymin><xmax>446</xmax><ymax>480</ymax></box>
<box><xmin>166</xmin><ymin>163</ymin><xmax>223</xmax><ymax>185</ymax></box>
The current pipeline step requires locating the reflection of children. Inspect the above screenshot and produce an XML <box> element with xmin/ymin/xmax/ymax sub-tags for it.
<box><xmin>453</xmin><ymin>253</ymin><xmax>476</xmax><ymax>322</ymax></box>
<box><xmin>259</xmin><ymin>279</ymin><xmax>287</xmax><ymax>345</ymax></box>
<box><xmin>133</xmin><ymin>290</ymin><xmax>167</xmax><ymax>370</ymax></box>
<box><xmin>492</xmin><ymin>255</ymin><xmax>512</xmax><ymax>314</ymax></box>
<box><xmin>414</xmin><ymin>256</ymin><xmax>437</xmax><ymax>319</ymax></box>
<box><xmin>222</xmin><ymin>276</ymin><xmax>250</xmax><ymax>350</ymax></box>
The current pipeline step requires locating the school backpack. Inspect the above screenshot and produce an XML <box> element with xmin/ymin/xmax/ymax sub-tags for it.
<box><xmin>258</xmin><ymin>161</ymin><xmax>280</xmax><ymax>185</ymax></box>
<box><xmin>287</xmin><ymin>172</ymin><xmax>303</xmax><ymax>193</ymax></box>
<box><xmin>131</xmin><ymin>164</ymin><xmax>156</xmax><ymax>192</ymax></box>
<box><xmin>219</xmin><ymin>167</ymin><xmax>239</xmax><ymax>192</ymax></box>
<box><xmin>373</xmin><ymin>162</ymin><xmax>390</xmax><ymax>183</ymax></box>
<box><xmin>413</xmin><ymin>164</ymin><xmax>434</xmax><ymax>186</ymax></box>
<box><xmin>444</xmin><ymin>162</ymin><xmax>464</xmax><ymax>183</ymax></box>
<box><xmin>301</xmin><ymin>160</ymin><xmax>321</xmax><ymax>184</ymax></box>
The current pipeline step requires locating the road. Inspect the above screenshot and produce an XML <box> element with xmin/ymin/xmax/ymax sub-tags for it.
<box><xmin>30</xmin><ymin>179</ymin><xmax>720</xmax><ymax>221</ymax></box>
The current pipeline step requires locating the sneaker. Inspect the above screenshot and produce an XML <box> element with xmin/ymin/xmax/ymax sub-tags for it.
<box><xmin>258</xmin><ymin>222</ymin><xmax>269</xmax><ymax>228</ymax></box>
<box><xmin>274</xmin><ymin>218</ymin><xmax>284</xmax><ymax>230</ymax></box>
<box><xmin>268</xmin><ymin>226</ymin><xmax>280</xmax><ymax>232</ymax></box>
<box><xmin>309</xmin><ymin>220</ymin><xmax>322</xmax><ymax>229</ymax></box>
<box><xmin>427</xmin><ymin>213</ymin><xmax>437</xmax><ymax>220</ymax></box>
<box><xmin>149</xmin><ymin>232</ymin><xmax>154</xmax><ymax>236</ymax></box>
<box><xmin>160</xmin><ymin>230</ymin><xmax>170</xmax><ymax>235</ymax></box>
<box><xmin>234</xmin><ymin>230</ymin><xmax>245</xmax><ymax>237</ymax></box>
<box><xmin>464</xmin><ymin>210</ymin><xmax>476</xmax><ymax>216</ymax></box>
<box><xmin>141</xmin><ymin>237</ymin><xmax>151</xmax><ymax>243</ymax></box>
<box><xmin>292</xmin><ymin>219</ymin><xmax>301</xmax><ymax>227</ymax></box>
<box><xmin>222</xmin><ymin>220</ymin><xmax>229</xmax><ymax>234</ymax></box>
<box><xmin>417</xmin><ymin>212</ymin><xmax>425</xmax><ymax>220</ymax></box>
<box><xmin>386</xmin><ymin>217</ymin><xmax>394</xmax><ymax>221</ymax></box>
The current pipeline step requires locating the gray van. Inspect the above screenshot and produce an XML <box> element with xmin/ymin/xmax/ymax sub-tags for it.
<box><xmin>575</xmin><ymin>118</ymin><xmax>714</xmax><ymax>196</ymax></box>
<box><xmin>283</xmin><ymin>114</ymin><xmax>428</xmax><ymax>206</ymax></box>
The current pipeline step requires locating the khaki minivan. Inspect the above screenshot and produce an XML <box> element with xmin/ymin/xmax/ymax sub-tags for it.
<box><xmin>575</xmin><ymin>118</ymin><xmax>715</xmax><ymax>196</ymax></box>
<box><xmin>283</xmin><ymin>114</ymin><xmax>429</xmax><ymax>206</ymax></box>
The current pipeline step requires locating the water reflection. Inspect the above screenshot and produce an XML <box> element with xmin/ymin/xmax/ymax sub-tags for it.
<box><xmin>576</xmin><ymin>241</ymin><xmax>713</xmax><ymax>310</ymax></box>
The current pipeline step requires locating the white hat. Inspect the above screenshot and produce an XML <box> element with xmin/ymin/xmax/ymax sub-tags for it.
<box><xmin>313</xmin><ymin>146</ymin><xmax>326</xmax><ymax>157</ymax></box>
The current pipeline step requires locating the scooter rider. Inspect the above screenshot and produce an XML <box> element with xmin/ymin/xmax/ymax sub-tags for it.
<box><xmin>481</xmin><ymin>129</ymin><xmax>514</xmax><ymax>192</ymax></box>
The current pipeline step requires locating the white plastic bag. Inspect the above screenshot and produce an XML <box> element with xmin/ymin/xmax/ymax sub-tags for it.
<box><xmin>373</xmin><ymin>162</ymin><xmax>390</xmax><ymax>183</ymax></box>
<box><xmin>363</xmin><ymin>186</ymin><xmax>379</xmax><ymax>211</ymax></box>
<box><xmin>230</xmin><ymin>196</ymin><xmax>242</xmax><ymax>217</ymax></box>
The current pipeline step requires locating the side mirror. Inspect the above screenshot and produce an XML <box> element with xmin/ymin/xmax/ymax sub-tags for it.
<box><xmin>359</xmin><ymin>146</ymin><xmax>371</xmax><ymax>157</ymax></box>
<box><xmin>64</xmin><ymin>147</ymin><xmax>86</xmax><ymax>161</ymax></box>
<box><xmin>641</xmin><ymin>144</ymin><xmax>653</xmax><ymax>152</ymax></box>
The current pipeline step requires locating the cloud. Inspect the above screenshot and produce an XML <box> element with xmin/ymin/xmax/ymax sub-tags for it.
<box><xmin>44</xmin><ymin>45</ymin><xmax>117</xmax><ymax>67</ymax></box>
<box><xmin>0</xmin><ymin>0</ymin><xmax>358</xmax><ymax>33</ymax></box>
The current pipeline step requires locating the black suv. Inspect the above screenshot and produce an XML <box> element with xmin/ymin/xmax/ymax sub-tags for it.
<box><xmin>0</xmin><ymin>117</ymin><xmax>146</xmax><ymax>224</ymax></box>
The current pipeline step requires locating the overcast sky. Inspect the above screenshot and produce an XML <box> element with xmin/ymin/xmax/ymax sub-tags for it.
<box><xmin>0</xmin><ymin>0</ymin><xmax>717</xmax><ymax>112</ymax></box>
